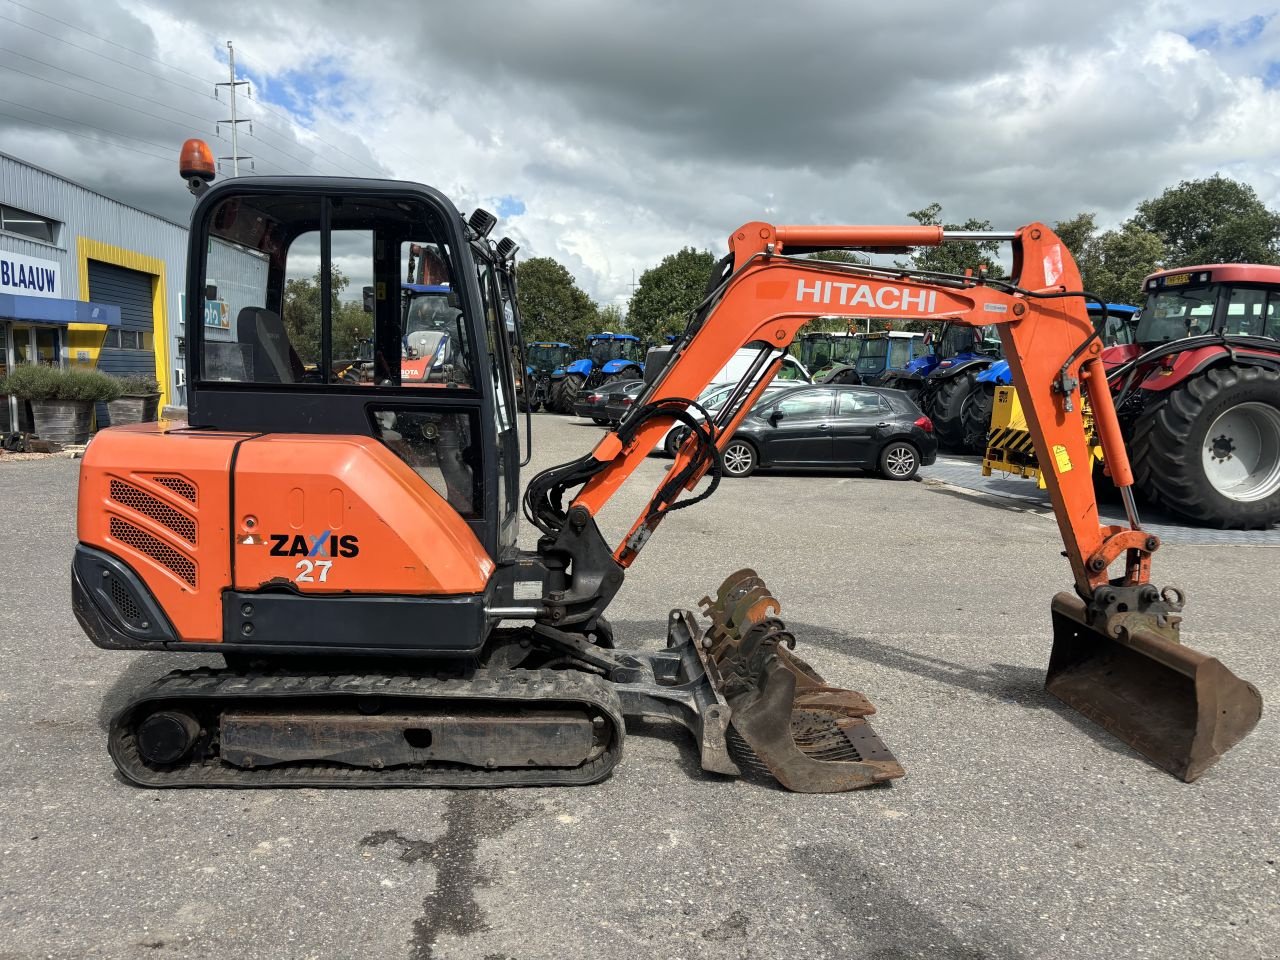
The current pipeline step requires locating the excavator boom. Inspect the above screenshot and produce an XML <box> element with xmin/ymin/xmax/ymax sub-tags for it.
<box><xmin>533</xmin><ymin>221</ymin><xmax>1261</xmax><ymax>782</ymax></box>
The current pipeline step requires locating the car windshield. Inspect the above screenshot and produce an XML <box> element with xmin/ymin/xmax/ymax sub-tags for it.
<box><xmin>1136</xmin><ymin>287</ymin><xmax>1217</xmax><ymax>344</ymax></box>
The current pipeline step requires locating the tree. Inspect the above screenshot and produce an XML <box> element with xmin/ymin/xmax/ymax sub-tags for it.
<box><xmin>1088</xmin><ymin>224</ymin><xmax>1166</xmax><ymax>306</ymax></box>
<box><xmin>902</xmin><ymin>202</ymin><xmax>1007</xmax><ymax>279</ymax></box>
<box><xmin>282</xmin><ymin>266</ymin><xmax>367</xmax><ymax>365</ymax></box>
<box><xmin>627</xmin><ymin>247</ymin><xmax>718</xmax><ymax>344</ymax></box>
<box><xmin>596</xmin><ymin>302</ymin><xmax>625</xmax><ymax>331</ymax></box>
<box><xmin>1131</xmin><ymin>174</ymin><xmax>1280</xmax><ymax>266</ymax></box>
<box><xmin>1053</xmin><ymin>212</ymin><xmax>1099</xmax><ymax>271</ymax></box>
<box><xmin>515</xmin><ymin>257</ymin><xmax>598</xmax><ymax>347</ymax></box>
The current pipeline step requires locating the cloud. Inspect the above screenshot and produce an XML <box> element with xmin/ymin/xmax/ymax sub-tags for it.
<box><xmin>2</xmin><ymin>0</ymin><xmax>1279</xmax><ymax>308</ymax></box>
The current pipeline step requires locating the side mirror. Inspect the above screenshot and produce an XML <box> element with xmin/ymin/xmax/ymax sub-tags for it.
<box><xmin>769</xmin><ymin>409</ymin><xmax>785</xmax><ymax>425</ymax></box>
<box><xmin>362</xmin><ymin>286</ymin><xmax>375</xmax><ymax>313</ymax></box>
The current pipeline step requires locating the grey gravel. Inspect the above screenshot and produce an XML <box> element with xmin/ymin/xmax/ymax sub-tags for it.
<box><xmin>0</xmin><ymin>414</ymin><xmax>1275</xmax><ymax>960</ymax></box>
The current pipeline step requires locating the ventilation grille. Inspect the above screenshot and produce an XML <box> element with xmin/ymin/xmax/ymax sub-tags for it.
<box><xmin>149</xmin><ymin>474</ymin><xmax>197</xmax><ymax>504</ymax></box>
<box><xmin>109</xmin><ymin>577</ymin><xmax>143</xmax><ymax>625</ymax></box>
<box><xmin>109</xmin><ymin>517</ymin><xmax>197</xmax><ymax>587</ymax></box>
<box><xmin>109</xmin><ymin>479</ymin><xmax>197</xmax><ymax>544</ymax></box>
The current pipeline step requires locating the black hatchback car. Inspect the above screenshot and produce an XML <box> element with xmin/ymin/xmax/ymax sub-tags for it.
<box><xmin>573</xmin><ymin>379</ymin><xmax>644</xmax><ymax>424</ymax></box>
<box><xmin>721</xmin><ymin>384</ymin><xmax>937</xmax><ymax>480</ymax></box>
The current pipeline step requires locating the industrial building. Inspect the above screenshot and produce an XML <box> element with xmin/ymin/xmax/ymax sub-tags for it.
<box><xmin>0</xmin><ymin>151</ymin><xmax>191</xmax><ymax>430</ymax></box>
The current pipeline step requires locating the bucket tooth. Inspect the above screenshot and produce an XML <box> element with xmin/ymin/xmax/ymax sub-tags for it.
<box><xmin>1047</xmin><ymin>592</ymin><xmax>1262</xmax><ymax>782</ymax></box>
<box><xmin>697</xmin><ymin>569</ymin><xmax>904</xmax><ymax>792</ymax></box>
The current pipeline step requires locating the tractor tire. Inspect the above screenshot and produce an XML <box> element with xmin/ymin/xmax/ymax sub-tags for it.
<box><xmin>559</xmin><ymin>373</ymin><xmax>588</xmax><ymax>414</ymax></box>
<box><xmin>517</xmin><ymin>394</ymin><xmax>540</xmax><ymax>413</ymax></box>
<box><xmin>600</xmin><ymin>371</ymin><xmax>633</xmax><ymax>387</ymax></box>
<box><xmin>961</xmin><ymin>382</ymin><xmax>995</xmax><ymax>453</ymax></box>
<box><xmin>1130</xmin><ymin>365</ymin><xmax>1280</xmax><ymax>529</ymax></box>
<box><xmin>929</xmin><ymin>371</ymin><xmax>979</xmax><ymax>451</ymax></box>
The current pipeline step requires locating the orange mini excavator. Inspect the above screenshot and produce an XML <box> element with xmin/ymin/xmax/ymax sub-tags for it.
<box><xmin>71</xmin><ymin>141</ymin><xmax>1261</xmax><ymax>791</ymax></box>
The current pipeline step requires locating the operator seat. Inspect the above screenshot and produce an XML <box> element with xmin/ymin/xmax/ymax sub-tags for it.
<box><xmin>237</xmin><ymin>307</ymin><xmax>305</xmax><ymax>383</ymax></box>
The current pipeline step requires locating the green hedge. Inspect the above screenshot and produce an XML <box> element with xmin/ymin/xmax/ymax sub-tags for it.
<box><xmin>0</xmin><ymin>365</ymin><xmax>123</xmax><ymax>403</ymax></box>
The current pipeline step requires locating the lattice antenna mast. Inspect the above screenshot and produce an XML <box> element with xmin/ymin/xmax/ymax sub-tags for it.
<box><xmin>214</xmin><ymin>41</ymin><xmax>252</xmax><ymax>175</ymax></box>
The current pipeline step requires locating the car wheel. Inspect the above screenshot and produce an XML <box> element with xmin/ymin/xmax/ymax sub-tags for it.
<box><xmin>879</xmin><ymin>441</ymin><xmax>919</xmax><ymax>480</ymax></box>
<box><xmin>664</xmin><ymin>426</ymin><xmax>690</xmax><ymax>458</ymax></box>
<box><xmin>722</xmin><ymin>439</ymin><xmax>758</xmax><ymax>478</ymax></box>
<box><xmin>592</xmin><ymin>416</ymin><xmax>610</xmax><ymax>425</ymax></box>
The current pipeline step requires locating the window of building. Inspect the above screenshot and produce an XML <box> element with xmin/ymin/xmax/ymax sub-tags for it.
<box><xmin>0</xmin><ymin>203</ymin><xmax>60</xmax><ymax>244</ymax></box>
<box><xmin>104</xmin><ymin>329</ymin><xmax>153</xmax><ymax>351</ymax></box>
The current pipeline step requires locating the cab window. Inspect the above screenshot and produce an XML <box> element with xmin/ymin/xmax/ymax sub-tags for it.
<box><xmin>197</xmin><ymin>193</ymin><xmax>477</xmax><ymax>391</ymax></box>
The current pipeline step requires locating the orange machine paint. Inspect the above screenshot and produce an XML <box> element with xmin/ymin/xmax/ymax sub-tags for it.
<box><xmin>231</xmin><ymin>434</ymin><xmax>494</xmax><ymax>596</ymax></box>
<box><xmin>79</xmin><ymin>426</ymin><xmax>494</xmax><ymax>645</ymax></box>
<box><xmin>78</xmin><ymin>422</ymin><xmax>242</xmax><ymax>643</ymax></box>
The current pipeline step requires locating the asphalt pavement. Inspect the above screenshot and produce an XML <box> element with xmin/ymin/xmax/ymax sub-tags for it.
<box><xmin>0</xmin><ymin>414</ymin><xmax>1276</xmax><ymax>960</ymax></box>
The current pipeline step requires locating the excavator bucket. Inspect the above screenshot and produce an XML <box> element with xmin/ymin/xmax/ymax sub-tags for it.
<box><xmin>696</xmin><ymin>570</ymin><xmax>904</xmax><ymax>792</ymax></box>
<box><xmin>1046</xmin><ymin>593</ymin><xmax>1262</xmax><ymax>782</ymax></box>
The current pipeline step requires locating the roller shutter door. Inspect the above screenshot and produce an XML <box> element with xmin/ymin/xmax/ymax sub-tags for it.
<box><xmin>88</xmin><ymin>260</ymin><xmax>156</xmax><ymax>425</ymax></box>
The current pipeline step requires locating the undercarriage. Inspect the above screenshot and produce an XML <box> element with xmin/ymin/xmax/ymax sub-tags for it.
<box><xmin>109</xmin><ymin>571</ymin><xmax>903</xmax><ymax>792</ymax></box>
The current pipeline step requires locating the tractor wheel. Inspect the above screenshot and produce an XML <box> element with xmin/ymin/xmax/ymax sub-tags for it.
<box><xmin>600</xmin><ymin>371</ymin><xmax>632</xmax><ymax>387</ymax></box>
<box><xmin>929</xmin><ymin>371</ymin><xmax>979</xmax><ymax>451</ymax></box>
<box><xmin>961</xmin><ymin>382</ymin><xmax>995</xmax><ymax>453</ymax></box>
<box><xmin>1131</xmin><ymin>365</ymin><xmax>1280</xmax><ymax>528</ymax></box>
<box><xmin>517</xmin><ymin>394</ymin><xmax>540</xmax><ymax>413</ymax></box>
<box><xmin>559</xmin><ymin>373</ymin><xmax>588</xmax><ymax>414</ymax></box>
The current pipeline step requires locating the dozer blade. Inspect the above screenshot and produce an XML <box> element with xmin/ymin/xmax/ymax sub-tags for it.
<box><xmin>1047</xmin><ymin>592</ymin><xmax>1262</xmax><ymax>782</ymax></box>
<box><xmin>696</xmin><ymin>569</ymin><xmax>904</xmax><ymax>792</ymax></box>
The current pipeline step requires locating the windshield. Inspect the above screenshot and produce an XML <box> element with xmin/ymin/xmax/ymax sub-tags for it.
<box><xmin>1136</xmin><ymin>287</ymin><xmax>1217</xmax><ymax>345</ymax></box>
<box><xmin>404</xmin><ymin>293</ymin><xmax>457</xmax><ymax>335</ymax></box>
<box><xmin>854</xmin><ymin>337</ymin><xmax>890</xmax><ymax>374</ymax></box>
<box><xmin>934</xmin><ymin>324</ymin><xmax>981</xmax><ymax>359</ymax></box>
<box><xmin>527</xmin><ymin>343</ymin><xmax>570</xmax><ymax>372</ymax></box>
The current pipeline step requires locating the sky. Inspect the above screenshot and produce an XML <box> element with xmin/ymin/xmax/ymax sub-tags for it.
<box><xmin>1</xmin><ymin>0</ymin><xmax>1279</xmax><ymax>310</ymax></box>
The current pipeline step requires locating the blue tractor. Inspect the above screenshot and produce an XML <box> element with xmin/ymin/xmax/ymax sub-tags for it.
<box><xmin>962</xmin><ymin>303</ymin><xmax>1139</xmax><ymax>451</ymax></box>
<box><xmin>518</xmin><ymin>341</ymin><xmax>574</xmax><ymax>412</ymax></box>
<box><xmin>548</xmin><ymin>332</ymin><xmax>647</xmax><ymax>414</ymax></box>
<box><xmin>872</xmin><ymin>322</ymin><xmax>1002</xmax><ymax>450</ymax></box>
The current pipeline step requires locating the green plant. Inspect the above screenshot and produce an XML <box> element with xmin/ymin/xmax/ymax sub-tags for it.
<box><xmin>111</xmin><ymin>373</ymin><xmax>161</xmax><ymax>395</ymax></box>
<box><xmin>0</xmin><ymin>365</ymin><xmax>122</xmax><ymax>403</ymax></box>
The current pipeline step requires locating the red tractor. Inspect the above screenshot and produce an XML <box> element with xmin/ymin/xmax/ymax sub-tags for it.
<box><xmin>1109</xmin><ymin>264</ymin><xmax>1280</xmax><ymax>528</ymax></box>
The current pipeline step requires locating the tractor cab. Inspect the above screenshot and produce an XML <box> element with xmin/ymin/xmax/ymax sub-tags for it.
<box><xmin>527</xmin><ymin>341</ymin><xmax>573</xmax><ymax>375</ymax></box>
<box><xmin>1136</xmin><ymin>266</ymin><xmax>1280</xmax><ymax>348</ymax></box>
<box><xmin>587</xmin><ymin>333</ymin><xmax>644</xmax><ymax>368</ymax></box>
<box><xmin>186</xmin><ymin>177</ymin><xmax>525</xmax><ymax>559</ymax></box>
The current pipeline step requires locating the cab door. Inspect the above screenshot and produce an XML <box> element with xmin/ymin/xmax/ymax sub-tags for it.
<box><xmin>758</xmin><ymin>389</ymin><xmax>835</xmax><ymax>464</ymax></box>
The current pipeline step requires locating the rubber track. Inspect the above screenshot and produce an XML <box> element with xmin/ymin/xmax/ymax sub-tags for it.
<box><xmin>1130</xmin><ymin>365</ymin><xmax>1280</xmax><ymax>529</ymax></box>
<box><xmin>109</xmin><ymin>668</ymin><xmax>624</xmax><ymax>788</ymax></box>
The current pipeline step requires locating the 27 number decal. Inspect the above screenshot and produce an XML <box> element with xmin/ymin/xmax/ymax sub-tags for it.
<box><xmin>295</xmin><ymin>559</ymin><xmax>333</xmax><ymax>583</ymax></box>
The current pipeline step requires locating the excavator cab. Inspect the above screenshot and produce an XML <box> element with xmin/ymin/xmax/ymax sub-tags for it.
<box><xmin>190</xmin><ymin>179</ymin><xmax>522</xmax><ymax>556</ymax></box>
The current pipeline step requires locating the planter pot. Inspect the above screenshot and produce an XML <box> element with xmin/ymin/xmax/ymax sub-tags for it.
<box><xmin>106</xmin><ymin>392</ymin><xmax>161</xmax><ymax>426</ymax></box>
<box><xmin>30</xmin><ymin>399</ymin><xmax>93</xmax><ymax>445</ymax></box>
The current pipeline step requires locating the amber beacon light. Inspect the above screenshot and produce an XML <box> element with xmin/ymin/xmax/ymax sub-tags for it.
<box><xmin>179</xmin><ymin>139</ymin><xmax>216</xmax><ymax>195</ymax></box>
